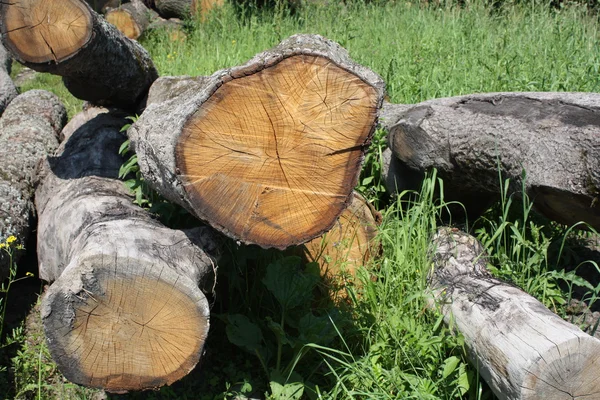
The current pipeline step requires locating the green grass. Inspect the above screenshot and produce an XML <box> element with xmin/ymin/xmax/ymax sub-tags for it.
<box><xmin>4</xmin><ymin>0</ymin><xmax>600</xmax><ymax>399</ymax></box>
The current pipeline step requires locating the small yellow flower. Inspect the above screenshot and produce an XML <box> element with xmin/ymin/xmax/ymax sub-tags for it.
<box><xmin>0</xmin><ymin>243</ymin><xmax>6</xmax><ymax>249</ymax></box>
<box><xmin>232</xmin><ymin>40</ymin><xmax>236</xmax><ymax>45</ymax></box>
<box><xmin>6</xmin><ymin>236</ymin><xmax>16</xmax><ymax>244</ymax></box>
<box><xmin>25</xmin><ymin>272</ymin><xmax>34</xmax><ymax>277</ymax></box>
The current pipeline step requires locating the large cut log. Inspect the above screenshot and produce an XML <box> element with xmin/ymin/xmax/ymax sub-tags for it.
<box><xmin>0</xmin><ymin>0</ymin><xmax>158</xmax><ymax>110</ymax></box>
<box><xmin>428</xmin><ymin>227</ymin><xmax>600</xmax><ymax>400</ymax></box>
<box><xmin>154</xmin><ymin>0</ymin><xmax>192</xmax><ymax>19</ymax></box>
<box><xmin>0</xmin><ymin>43</ymin><xmax>17</xmax><ymax>116</ymax></box>
<box><xmin>105</xmin><ymin>0</ymin><xmax>158</xmax><ymax>40</ymax></box>
<box><xmin>130</xmin><ymin>35</ymin><xmax>385</xmax><ymax>249</ymax></box>
<box><xmin>302</xmin><ymin>191</ymin><xmax>380</xmax><ymax>301</ymax></box>
<box><xmin>0</xmin><ymin>90</ymin><xmax>66</xmax><ymax>280</ymax></box>
<box><xmin>191</xmin><ymin>0</ymin><xmax>224</xmax><ymax>20</ymax></box>
<box><xmin>36</xmin><ymin>107</ymin><xmax>218</xmax><ymax>392</ymax></box>
<box><xmin>84</xmin><ymin>0</ymin><xmax>128</xmax><ymax>13</ymax></box>
<box><xmin>381</xmin><ymin>93</ymin><xmax>600</xmax><ymax>229</ymax></box>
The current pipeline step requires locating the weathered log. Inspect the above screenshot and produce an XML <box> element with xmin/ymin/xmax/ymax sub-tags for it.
<box><xmin>105</xmin><ymin>0</ymin><xmax>158</xmax><ymax>40</ymax></box>
<box><xmin>381</xmin><ymin>93</ymin><xmax>600</xmax><ymax>229</ymax></box>
<box><xmin>191</xmin><ymin>0</ymin><xmax>224</xmax><ymax>20</ymax></box>
<box><xmin>0</xmin><ymin>90</ymin><xmax>66</xmax><ymax>279</ymax></box>
<box><xmin>36</xmin><ymin>107</ymin><xmax>218</xmax><ymax>392</ymax></box>
<box><xmin>0</xmin><ymin>0</ymin><xmax>158</xmax><ymax>110</ymax></box>
<box><xmin>84</xmin><ymin>0</ymin><xmax>128</xmax><ymax>13</ymax></box>
<box><xmin>130</xmin><ymin>35</ymin><xmax>385</xmax><ymax>249</ymax></box>
<box><xmin>302</xmin><ymin>191</ymin><xmax>380</xmax><ymax>300</ymax></box>
<box><xmin>428</xmin><ymin>227</ymin><xmax>600</xmax><ymax>400</ymax></box>
<box><xmin>154</xmin><ymin>0</ymin><xmax>192</xmax><ymax>19</ymax></box>
<box><xmin>0</xmin><ymin>43</ymin><xmax>17</xmax><ymax>117</ymax></box>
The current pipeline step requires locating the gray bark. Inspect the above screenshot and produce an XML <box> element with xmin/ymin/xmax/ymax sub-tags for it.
<box><xmin>428</xmin><ymin>227</ymin><xmax>600</xmax><ymax>400</ymax></box>
<box><xmin>381</xmin><ymin>93</ymin><xmax>600</xmax><ymax>229</ymax></box>
<box><xmin>0</xmin><ymin>43</ymin><xmax>17</xmax><ymax>117</ymax></box>
<box><xmin>85</xmin><ymin>0</ymin><xmax>130</xmax><ymax>13</ymax></box>
<box><xmin>129</xmin><ymin>34</ymin><xmax>386</xmax><ymax>248</ymax></box>
<box><xmin>154</xmin><ymin>0</ymin><xmax>192</xmax><ymax>19</ymax></box>
<box><xmin>36</xmin><ymin>107</ymin><xmax>218</xmax><ymax>392</ymax></box>
<box><xmin>1</xmin><ymin>0</ymin><xmax>158</xmax><ymax>111</ymax></box>
<box><xmin>0</xmin><ymin>90</ymin><xmax>66</xmax><ymax>279</ymax></box>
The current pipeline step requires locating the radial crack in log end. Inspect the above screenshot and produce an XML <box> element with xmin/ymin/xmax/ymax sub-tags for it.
<box><xmin>176</xmin><ymin>54</ymin><xmax>379</xmax><ymax>249</ymax></box>
<box><xmin>1</xmin><ymin>0</ymin><xmax>92</xmax><ymax>64</ymax></box>
<box><xmin>43</xmin><ymin>263</ymin><xmax>209</xmax><ymax>393</ymax></box>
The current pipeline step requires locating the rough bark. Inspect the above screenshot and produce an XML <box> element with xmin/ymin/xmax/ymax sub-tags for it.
<box><xmin>105</xmin><ymin>0</ymin><xmax>158</xmax><ymax>40</ymax></box>
<box><xmin>84</xmin><ymin>0</ymin><xmax>128</xmax><ymax>13</ymax></box>
<box><xmin>130</xmin><ymin>35</ymin><xmax>385</xmax><ymax>249</ymax></box>
<box><xmin>36</xmin><ymin>107</ymin><xmax>218</xmax><ymax>392</ymax></box>
<box><xmin>428</xmin><ymin>227</ymin><xmax>600</xmax><ymax>400</ymax></box>
<box><xmin>301</xmin><ymin>191</ymin><xmax>381</xmax><ymax>301</ymax></box>
<box><xmin>154</xmin><ymin>0</ymin><xmax>192</xmax><ymax>19</ymax></box>
<box><xmin>0</xmin><ymin>0</ymin><xmax>158</xmax><ymax>111</ymax></box>
<box><xmin>0</xmin><ymin>43</ymin><xmax>17</xmax><ymax>117</ymax></box>
<box><xmin>0</xmin><ymin>90</ymin><xmax>66</xmax><ymax>280</ymax></box>
<box><xmin>381</xmin><ymin>93</ymin><xmax>600</xmax><ymax>229</ymax></box>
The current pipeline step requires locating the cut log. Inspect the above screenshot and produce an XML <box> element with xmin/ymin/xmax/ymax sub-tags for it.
<box><xmin>0</xmin><ymin>43</ymin><xmax>17</xmax><ymax>117</ymax></box>
<box><xmin>130</xmin><ymin>34</ymin><xmax>385</xmax><ymax>249</ymax></box>
<box><xmin>36</xmin><ymin>107</ymin><xmax>218</xmax><ymax>392</ymax></box>
<box><xmin>0</xmin><ymin>0</ymin><xmax>158</xmax><ymax>110</ymax></box>
<box><xmin>105</xmin><ymin>0</ymin><xmax>158</xmax><ymax>40</ymax></box>
<box><xmin>381</xmin><ymin>93</ymin><xmax>600</xmax><ymax>230</ymax></box>
<box><xmin>191</xmin><ymin>0</ymin><xmax>224</xmax><ymax>20</ymax></box>
<box><xmin>84</xmin><ymin>0</ymin><xmax>128</xmax><ymax>13</ymax></box>
<box><xmin>154</xmin><ymin>0</ymin><xmax>192</xmax><ymax>19</ymax></box>
<box><xmin>0</xmin><ymin>90</ymin><xmax>66</xmax><ymax>280</ymax></box>
<box><xmin>428</xmin><ymin>227</ymin><xmax>600</xmax><ymax>400</ymax></box>
<box><xmin>302</xmin><ymin>191</ymin><xmax>380</xmax><ymax>300</ymax></box>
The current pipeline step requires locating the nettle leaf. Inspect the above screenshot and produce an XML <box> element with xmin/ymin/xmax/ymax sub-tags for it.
<box><xmin>262</xmin><ymin>257</ymin><xmax>319</xmax><ymax>311</ymax></box>
<box><xmin>225</xmin><ymin>314</ymin><xmax>264</xmax><ymax>354</ymax></box>
<box><xmin>269</xmin><ymin>371</ymin><xmax>304</xmax><ymax>400</ymax></box>
<box><xmin>441</xmin><ymin>356</ymin><xmax>460</xmax><ymax>379</ymax></box>
<box><xmin>298</xmin><ymin>312</ymin><xmax>336</xmax><ymax>346</ymax></box>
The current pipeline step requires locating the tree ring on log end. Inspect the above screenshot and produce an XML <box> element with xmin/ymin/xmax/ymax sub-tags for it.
<box><xmin>1</xmin><ymin>0</ymin><xmax>93</xmax><ymax>64</ymax></box>
<box><xmin>106</xmin><ymin>10</ymin><xmax>141</xmax><ymax>40</ymax></box>
<box><xmin>176</xmin><ymin>54</ymin><xmax>379</xmax><ymax>249</ymax></box>
<box><xmin>43</xmin><ymin>263</ymin><xmax>209</xmax><ymax>392</ymax></box>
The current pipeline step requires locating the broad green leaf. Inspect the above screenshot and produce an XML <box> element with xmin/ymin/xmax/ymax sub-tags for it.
<box><xmin>441</xmin><ymin>356</ymin><xmax>460</xmax><ymax>379</ymax></box>
<box><xmin>266</xmin><ymin>317</ymin><xmax>290</xmax><ymax>346</ymax></box>
<box><xmin>269</xmin><ymin>371</ymin><xmax>304</xmax><ymax>400</ymax></box>
<box><xmin>263</xmin><ymin>257</ymin><xmax>319</xmax><ymax>311</ymax></box>
<box><xmin>298</xmin><ymin>312</ymin><xmax>336</xmax><ymax>346</ymax></box>
<box><xmin>225</xmin><ymin>314</ymin><xmax>264</xmax><ymax>354</ymax></box>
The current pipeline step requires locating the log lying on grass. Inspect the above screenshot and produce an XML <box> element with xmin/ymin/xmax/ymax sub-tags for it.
<box><xmin>85</xmin><ymin>0</ymin><xmax>128</xmax><ymax>13</ymax></box>
<box><xmin>0</xmin><ymin>0</ymin><xmax>158</xmax><ymax>110</ymax></box>
<box><xmin>302</xmin><ymin>191</ymin><xmax>380</xmax><ymax>300</ymax></box>
<box><xmin>130</xmin><ymin>34</ymin><xmax>385</xmax><ymax>249</ymax></box>
<box><xmin>154</xmin><ymin>0</ymin><xmax>192</xmax><ymax>19</ymax></box>
<box><xmin>0</xmin><ymin>90</ymin><xmax>66</xmax><ymax>279</ymax></box>
<box><xmin>105</xmin><ymin>0</ymin><xmax>158</xmax><ymax>40</ymax></box>
<box><xmin>381</xmin><ymin>93</ymin><xmax>600</xmax><ymax>229</ymax></box>
<box><xmin>0</xmin><ymin>43</ymin><xmax>17</xmax><ymax>116</ymax></box>
<box><xmin>428</xmin><ymin>227</ymin><xmax>600</xmax><ymax>400</ymax></box>
<box><xmin>36</xmin><ymin>108</ymin><xmax>218</xmax><ymax>392</ymax></box>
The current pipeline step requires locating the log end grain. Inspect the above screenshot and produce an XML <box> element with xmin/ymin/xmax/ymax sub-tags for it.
<box><xmin>1</xmin><ymin>0</ymin><xmax>93</xmax><ymax>64</ymax></box>
<box><xmin>176</xmin><ymin>54</ymin><xmax>380</xmax><ymax>249</ymax></box>
<box><xmin>42</xmin><ymin>258</ymin><xmax>210</xmax><ymax>392</ymax></box>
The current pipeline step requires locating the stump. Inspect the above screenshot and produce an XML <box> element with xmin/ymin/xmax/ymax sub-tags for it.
<box><xmin>0</xmin><ymin>43</ymin><xmax>17</xmax><ymax>116</ymax></box>
<box><xmin>130</xmin><ymin>34</ymin><xmax>385</xmax><ymax>249</ymax></box>
<box><xmin>428</xmin><ymin>227</ymin><xmax>600</xmax><ymax>400</ymax></box>
<box><xmin>381</xmin><ymin>93</ymin><xmax>600</xmax><ymax>230</ymax></box>
<box><xmin>36</xmin><ymin>107</ymin><xmax>218</xmax><ymax>392</ymax></box>
<box><xmin>0</xmin><ymin>0</ymin><xmax>158</xmax><ymax>110</ymax></box>
<box><xmin>0</xmin><ymin>90</ymin><xmax>66</xmax><ymax>279</ymax></box>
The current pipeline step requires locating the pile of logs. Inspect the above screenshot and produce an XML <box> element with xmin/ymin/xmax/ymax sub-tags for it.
<box><xmin>1</xmin><ymin>0</ymin><xmax>600</xmax><ymax>396</ymax></box>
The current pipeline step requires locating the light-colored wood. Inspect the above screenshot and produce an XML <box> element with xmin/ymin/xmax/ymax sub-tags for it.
<box><xmin>130</xmin><ymin>35</ymin><xmax>385</xmax><ymax>249</ymax></box>
<box><xmin>428</xmin><ymin>227</ymin><xmax>600</xmax><ymax>400</ymax></box>
<box><xmin>37</xmin><ymin>108</ymin><xmax>217</xmax><ymax>392</ymax></box>
<box><xmin>0</xmin><ymin>90</ymin><xmax>66</xmax><ymax>280</ymax></box>
<box><xmin>2</xmin><ymin>0</ymin><xmax>92</xmax><ymax>64</ymax></box>
<box><xmin>105</xmin><ymin>0</ymin><xmax>156</xmax><ymax>40</ymax></box>
<box><xmin>191</xmin><ymin>0</ymin><xmax>224</xmax><ymax>20</ymax></box>
<box><xmin>302</xmin><ymin>191</ymin><xmax>380</xmax><ymax>300</ymax></box>
<box><xmin>1</xmin><ymin>0</ymin><xmax>158</xmax><ymax>110</ymax></box>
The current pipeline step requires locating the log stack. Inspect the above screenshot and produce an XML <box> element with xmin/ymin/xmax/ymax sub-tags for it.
<box><xmin>36</xmin><ymin>108</ymin><xmax>218</xmax><ymax>392</ymax></box>
<box><xmin>129</xmin><ymin>34</ymin><xmax>386</xmax><ymax>249</ymax></box>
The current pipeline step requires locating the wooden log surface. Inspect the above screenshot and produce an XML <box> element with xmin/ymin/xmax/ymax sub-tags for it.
<box><xmin>130</xmin><ymin>34</ymin><xmax>385</xmax><ymax>249</ymax></box>
<box><xmin>36</xmin><ymin>107</ymin><xmax>218</xmax><ymax>392</ymax></box>
<box><xmin>154</xmin><ymin>0</ymin><xmax>192</xmax><ymax>19</ymax></box>
<box><xmin>84</xmin><ymin>0</ymin><xmax>128</xmax><ymax>13</ymax></box>
<box><xmin>105</xmin><ymin>0</ymin><xmax>158</xmax><ymax>40</ymax></box>
<box><xmin>381</xmin><ymin>93</ymin><xmax>600</xmax><ymax>229</ymax></box>
<box><xmin>0</xmin><ymin>42</ymin><xmax>17</xmax><ymax>116</ymax></box>
<box><xmin>0</xmin><ymin>0</ymin><xmax>158</xmax><ymax>110</ymax></box>
<box><xmin>0</xmin><ymin>90</ymin><xmax>66</xmax><ymax>279</ymax></box>
<box><xmin>428</xmin><ymin>227</ymin><xmax>600</xmax><ymax>400</ymax></box>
